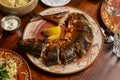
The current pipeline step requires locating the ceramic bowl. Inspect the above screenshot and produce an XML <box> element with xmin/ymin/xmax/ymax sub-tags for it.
<box><xmin>0</xmin><ymin>0</ymin><xmax>38</xmax><ymax>16</ymax></box>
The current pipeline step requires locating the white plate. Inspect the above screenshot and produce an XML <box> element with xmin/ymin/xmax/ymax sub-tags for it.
<box><xmin>41</xmin><ymin>0</ymin><xmax>71</xmax><ymax>6</ymax></box>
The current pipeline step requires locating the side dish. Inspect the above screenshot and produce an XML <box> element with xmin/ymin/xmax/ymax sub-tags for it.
<box><xmin>0</xmin><ymin>0</ymin><xmax>30</xmax><ymax>7</ymax></box>
<box><xmin>0</xmin><ymin>59</ymin><xmax>17</xmax><ymax>80</ymax></box>
<box><xmin>1</xmin><ymin>15</ymin><xmax>21</xmax><ymax>31</ymax></box>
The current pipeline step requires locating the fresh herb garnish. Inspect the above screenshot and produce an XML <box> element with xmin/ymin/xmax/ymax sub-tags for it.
<box><xmin>0</xmin><ymin>63</ymin><xmax>6</xmax><ymax>69</ymax></box>
<box><xmin>0</xmin><ymin>62</ymin><xmax>10</xmax><ymax>80</ymax></box>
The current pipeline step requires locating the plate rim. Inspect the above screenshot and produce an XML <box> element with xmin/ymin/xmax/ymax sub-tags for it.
<box><xmin>100</xmin><ymin>1</ymin><xmax>119</xmax><ymax>33</ymax></box>
<box><xmin>41</xmin><ymin>0</ymin><xmax>71</xmax><ymax>6</ymax></box>
<box><xmin>23</xmin><ymin>6</ymin><xmax>103</xmax><ymax>74</ymax></box>
<box><xmin>0</xmin><ymin>27</ymin><xmax>2</xmax><ymax>39</ymax></box>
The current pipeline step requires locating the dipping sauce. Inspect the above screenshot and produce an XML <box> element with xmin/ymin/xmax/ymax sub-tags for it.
<box><xmin>1</xmin><ymin>15</ymin><xmax>21</xmax><ymax>31</ymax></box>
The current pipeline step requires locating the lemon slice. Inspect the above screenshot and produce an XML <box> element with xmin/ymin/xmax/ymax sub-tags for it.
<box><xmin>43</xmin><ymin>26</ymin><xmax>61</xmax><ymax>36</ymax></box>
<box><xmin>47</xmin><ymin>34</ymin><xmax>60</xmax><ymax>41</ymax></box>
<box><xmin>43</xmin><ymin>26</ymin><xmax>61</xmax><ymax>41</ymax></box>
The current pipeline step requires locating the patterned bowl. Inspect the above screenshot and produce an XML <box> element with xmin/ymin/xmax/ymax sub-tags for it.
<box><xmin>0</xmin><ymin>0</ymin><xmax>38</xmax><ymax>16</ymax></box>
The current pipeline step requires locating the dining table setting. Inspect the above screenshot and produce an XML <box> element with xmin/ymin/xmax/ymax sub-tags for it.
<box><xmin>0</xmin><ymin>0</ymin><xmax>120</xmax><ymax>80</ymax></box>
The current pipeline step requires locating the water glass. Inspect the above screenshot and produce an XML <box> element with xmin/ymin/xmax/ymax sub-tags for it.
<box><xmin>113</xmin><ymin>25</ymin><xmax>120</xmax><ymax>57</ymax></box>
<box><xmin>103</xmin><ymin>0</ymin><xmax>120</xmax><ymax>43</ymax></box>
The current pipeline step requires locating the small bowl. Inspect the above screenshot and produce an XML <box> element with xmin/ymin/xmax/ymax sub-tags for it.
<box><xmin>41</xmin><ymin>0</ymin><xmax>71</xmax><ymax>7</ymax></box>
<box><xmin>0</xmin><ymin>0</ymin><xmax>38</xmax><ymax>16</ymax></box>
<box><xmin>0</xmin><ymin>15</ymin><xmax>21</xmax><ymax>32</ymax></box>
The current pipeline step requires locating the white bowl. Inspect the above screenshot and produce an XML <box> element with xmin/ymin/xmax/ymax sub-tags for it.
<box><xmin>41</xmin><ymin>0</ymin><xmax>71</xmax><ymax>6</ymax></box>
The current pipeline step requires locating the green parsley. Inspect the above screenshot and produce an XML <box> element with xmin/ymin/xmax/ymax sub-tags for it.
<box><xmin>0</xmin><ymin>62</ymin><xmax>10</xmax><ymax>80</ymax></box>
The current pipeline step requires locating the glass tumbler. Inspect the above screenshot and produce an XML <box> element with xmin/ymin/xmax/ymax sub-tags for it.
<box><xmin>103</xmin><ymin>0</ymin><xmax>120</xmax><ymax>43</ymax></box>
<box><xmin>113</xmin><ymin>25</ymin><xmax>120</xmax><ymax>57</ymax></box>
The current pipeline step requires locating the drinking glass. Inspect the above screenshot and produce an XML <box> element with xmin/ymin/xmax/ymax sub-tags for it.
<box><xmin>104</xmin><ymin>0</ymin><xmax>120</xmax><ymax>57</ymax></box>
<box><xmin>113</xmin><ymin>25</ymin><xmax>120</xmax><ymax>57</ymax></box>
<box><xmin>103</xmin><ymin>0</ymin><xmax>120</xmax><ymax>43</ymax></box>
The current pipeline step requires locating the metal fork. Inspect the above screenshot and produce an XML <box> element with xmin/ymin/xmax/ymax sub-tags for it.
<box><xmin>100</xmin><ymin>27</ymin><xmax>114</xmax><ymax>44</ymax></box>
<box><xmin>87</xmin><ymin>21</ymin><xmax>114</xmax><ymax>44</ymax></box>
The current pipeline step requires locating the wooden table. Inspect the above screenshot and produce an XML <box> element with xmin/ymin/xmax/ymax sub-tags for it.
<box><xmin>0</xmin><ymin>0</ymin><xmax>119</xmax><ymax>80</ymax></box>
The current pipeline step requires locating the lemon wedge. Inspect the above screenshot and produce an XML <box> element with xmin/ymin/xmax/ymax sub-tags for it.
<box><xmin>47</xmin><ymin>34</ymin><xmax>60</xmax><ymax>41</ymax></box>
<box><xmin>43</xmin><ymin>26</ymin><xmax>61</xmax><ymax>41</ymax></box>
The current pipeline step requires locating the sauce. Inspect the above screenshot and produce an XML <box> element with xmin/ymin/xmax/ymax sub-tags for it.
<box><xmin>2</xmin><ymin>18</ymin><xmax>19</xmax><ymax>30</ymax></box>
<box><xmin>1</xmin><ymin>15</ymin><xmax>21</xmax><ymax>31</ymax></box>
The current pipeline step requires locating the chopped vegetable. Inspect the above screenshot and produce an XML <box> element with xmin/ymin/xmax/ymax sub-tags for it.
<box><xmin>0</xmin><ymin>62</ymin><xmax>10</xmax><ymax>80</ymax></box>
<box><xmin>0</xmin><ymin>59</ymin><xmax>17</xmax><ymax>80</ymax></box>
